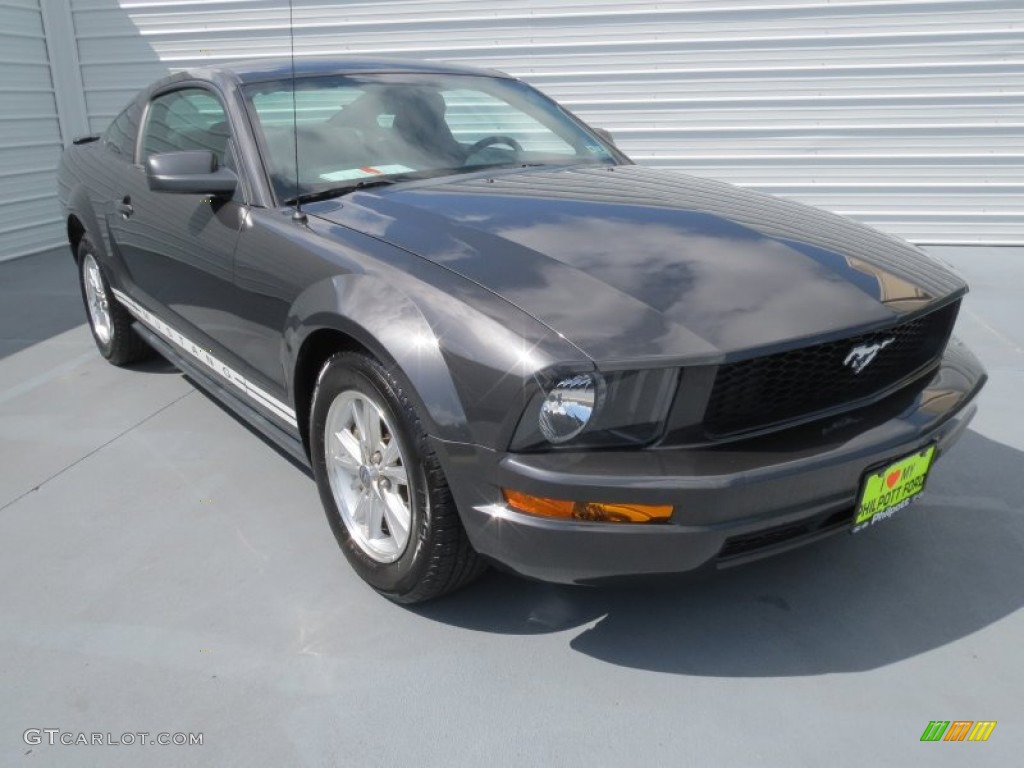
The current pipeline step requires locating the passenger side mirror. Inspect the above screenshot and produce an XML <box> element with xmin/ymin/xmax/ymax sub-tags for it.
<box><xmin>145</xmin><ymin>150</ymin><xmax>237</xmax><ymax>196</ymax></box>
<box><xmin>592</xmin><ymin>127</ymin><xmax>617</xmax><ymax>147</ymax></box>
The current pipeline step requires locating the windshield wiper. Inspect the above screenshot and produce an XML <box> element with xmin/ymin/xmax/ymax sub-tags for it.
<box><xmin>287</xmin><ymin>162</ymin><xmax>562</xmax><ymax>206</ymax></box>
<box><xmin>488</xmin><ymin>162</ymin><xmax>549</xmax><ymax>169</ymax></box>
<box><xmin>287</xmin><ymin>177</ymin><xmax>401</xmax><ymax>206</ymax></box>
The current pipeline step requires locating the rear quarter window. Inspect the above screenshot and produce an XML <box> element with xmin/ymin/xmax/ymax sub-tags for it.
<box><xmin>103</xmin><ymin>101</ymin><xmax>142</xmax><ymax>159</ymax></box>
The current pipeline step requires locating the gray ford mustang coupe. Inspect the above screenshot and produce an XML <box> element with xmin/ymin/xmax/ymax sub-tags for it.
<box><xmin>58</xmin><ymin>58</ymin><xmax>986</xmax><ymax>602</ymax></box>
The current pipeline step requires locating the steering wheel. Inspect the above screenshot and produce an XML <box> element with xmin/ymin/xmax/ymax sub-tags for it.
<box><xmin>466</xmin><ymin>135</ymin><xmax>524</xmax><ymax>156</ymax></box>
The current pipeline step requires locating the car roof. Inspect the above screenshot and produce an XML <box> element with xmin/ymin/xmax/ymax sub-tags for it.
<box><xmin>182</xmin><ymin>56</ymin><xmax>513</xmax><ymax>85</ymax></box>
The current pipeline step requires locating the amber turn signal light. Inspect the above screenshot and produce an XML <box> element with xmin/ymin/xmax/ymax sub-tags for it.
<box><xmin>502</xmin><ymin>489</ymin><xmax>673</xmax><ymax>523</ymax></box>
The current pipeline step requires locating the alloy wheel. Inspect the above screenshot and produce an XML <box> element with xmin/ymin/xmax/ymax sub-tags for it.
<box><xmin>82</xmin><ymin>253</ymin><xmax>113</xmax><ymax>345</ymax></box>
<box><xmin>324</xmin><ymin>390</ymin><xmax>413</xmax><ymax>563</ymax></box>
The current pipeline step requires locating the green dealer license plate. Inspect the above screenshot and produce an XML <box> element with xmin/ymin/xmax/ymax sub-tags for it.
<box><xmin>852</xmin><ymin>444</ymin><xmax>936</xmax><ymax>533</ymax></box>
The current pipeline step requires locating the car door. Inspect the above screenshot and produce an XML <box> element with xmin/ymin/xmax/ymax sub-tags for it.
<box><xmin>108</xmin><ymin>85</ymin><xmax>246</xmax><ymax>352</ymax></box>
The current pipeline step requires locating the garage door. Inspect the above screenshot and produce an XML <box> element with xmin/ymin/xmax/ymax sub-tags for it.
<box><xmin>52</xmin><ymin>0</ymin><xmax>1024</xmax><ymax>246</ymax></box>
<box><xmin>0</xmin><ymin>0</ymin><xmax>66</xmax><ymax>261</ymax></box>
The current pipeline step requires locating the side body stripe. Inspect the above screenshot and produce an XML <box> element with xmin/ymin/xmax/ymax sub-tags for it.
<box><xmin>112</xmin><ymin>288</ymin><xmax>298</xmax><ymax>428</ymax></box>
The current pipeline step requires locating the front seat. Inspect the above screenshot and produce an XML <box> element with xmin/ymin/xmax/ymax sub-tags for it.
<box><xmin>390</xmin><ymin>89</ymin><xmax>464</xmax><ymax>165</ymax></box>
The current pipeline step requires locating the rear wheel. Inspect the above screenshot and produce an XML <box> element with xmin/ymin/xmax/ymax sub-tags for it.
<box><xmin>310</xmin><ymin>351</ymin><xmax>485</xmax><ymax>603</ymax></box>
<box><xmin>77</xmin><ymin>236</ymin><xmax>151</xmax><ymax>365</ymax></box>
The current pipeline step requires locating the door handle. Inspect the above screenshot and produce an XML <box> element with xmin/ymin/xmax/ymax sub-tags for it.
<box><xmin>117</xmin><ymin>197</ymin><xmax>133</xmax><ymax>219</ymax></box>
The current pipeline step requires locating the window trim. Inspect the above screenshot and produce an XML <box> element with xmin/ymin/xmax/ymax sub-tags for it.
<box><xmin>238</xmin><ymin>81</ymin><xmax>294</xmax><ymax>209</ymax></box>
<box><xmin>138</xmin><ymin>85</ymin><xmax>231</xmax><ymax>165</ymax></box>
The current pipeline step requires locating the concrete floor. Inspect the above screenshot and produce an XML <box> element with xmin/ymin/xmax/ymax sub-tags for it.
<box><xmin>1</xmin><ymin>247</ymin><xmax>1021</xmax><ymax>767</ymax></box>
<box><xmin>0</xmin><ymin>247</ymin><xmax>84</xmax><ymax>361</ymax></box>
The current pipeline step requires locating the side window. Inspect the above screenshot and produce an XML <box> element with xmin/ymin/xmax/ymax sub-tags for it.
<box><xmin>103</xmin><ymin>101</ymin><xmax>141</xmax><ymax>159</ymax></box>
<box><xmin>142</xmin><ymin>88</ymin><xmax>231</xmax><ymax>167</ymax></box>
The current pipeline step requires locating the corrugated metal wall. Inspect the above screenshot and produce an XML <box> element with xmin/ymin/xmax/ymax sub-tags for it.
<box><xmin>35</xmin><ymin>1</ymin><xmax>1024</xmax><ymax>252</ymax></box>
<box><xmin>0</xmin><ymin>0</ymin><xmax>65</xmax><ymax>261</ymax></box>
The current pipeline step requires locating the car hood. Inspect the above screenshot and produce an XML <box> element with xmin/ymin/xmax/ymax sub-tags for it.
<box><xmin>309</xmin><ymin>165</ymin><xmax>966</xmax><ymax>365</ymax></box>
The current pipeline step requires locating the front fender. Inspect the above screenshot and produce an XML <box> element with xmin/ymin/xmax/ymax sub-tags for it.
<box><xmin>285</xmin><ymin>273</ymin><xmax>473</xmax><ymax>443</ymax></box>
<box><xmin>284</xmin><ymin>270</ymin><xmax>588</xmax><ymax>448</ymax></box>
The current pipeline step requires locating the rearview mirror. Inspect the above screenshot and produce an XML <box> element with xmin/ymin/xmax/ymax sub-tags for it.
<box><xmin>145</xmin><ymin>150</ymin><xmax>237</xmax><ymax>196</ymax></box>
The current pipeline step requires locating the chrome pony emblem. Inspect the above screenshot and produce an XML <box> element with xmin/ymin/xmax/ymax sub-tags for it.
<box><xmin>844</xmin><ymin>338</ymin><xmax>894</xmax><ymax>374</ymax></box>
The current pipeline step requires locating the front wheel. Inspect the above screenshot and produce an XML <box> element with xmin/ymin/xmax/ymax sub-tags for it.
<box><xmin>310</xmin><ymin>351</ymin><xmax>485</xmax><ymax>603</ymax></box>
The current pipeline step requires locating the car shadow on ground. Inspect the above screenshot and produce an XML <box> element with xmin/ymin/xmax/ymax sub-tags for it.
<box><xmin>415</xmin><ymin>429</ymin><xmax>1023</xmax><ymax>676</ymax></box>
<box><xmin>187</xmin><ymin>378</ymin><xmax>315</xmax><ymax>476</ymax></box>
<box><xmin>126</xmin><ymin>354</ymin><xmax>180</xmax><ymax>374</ymax></box>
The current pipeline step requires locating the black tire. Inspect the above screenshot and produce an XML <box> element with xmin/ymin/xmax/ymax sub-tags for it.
<box><xmin>310</xmin><ymin>351</ymin><xmax>486</xmax><ymax>603</ymax></box>
<box><xmin>77</xmin><ymin>236</ymin><xmax>151</xmax><ymax>365</ymax></box>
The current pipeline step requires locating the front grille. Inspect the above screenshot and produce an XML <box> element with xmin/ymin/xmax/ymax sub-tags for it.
<box><xmin>704</xmin><ymin>301</ymin><xmax>959</xmax><ymax>437</ymax></box>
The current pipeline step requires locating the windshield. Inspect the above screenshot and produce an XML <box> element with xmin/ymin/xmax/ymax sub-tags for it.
<box><xmin>243</xmin><ymin>73</ymin><xmax>617</xmax><ymax>202</ymax></box>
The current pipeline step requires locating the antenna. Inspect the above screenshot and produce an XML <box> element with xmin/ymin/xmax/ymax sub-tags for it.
<box><xmin>288</xmin><ymin>0</ymin><xmax>306</xmax><ymax>222</ymax></box>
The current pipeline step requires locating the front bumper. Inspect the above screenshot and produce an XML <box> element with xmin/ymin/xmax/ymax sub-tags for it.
<box><xmin>436</xmin><ymin>339</ymin><xmax>986</xmax><ymax>584</ymax></box>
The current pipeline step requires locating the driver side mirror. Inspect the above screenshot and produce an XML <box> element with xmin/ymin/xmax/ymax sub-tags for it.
<box><xmin>145</xmin><ymin>150</ymin><xmax>237</xmax><ymax>196</ymax></box>
<box><xmin>592</xmin><ymin>127</ymin><xmax>617</xmax><ymax>147</ymax></box>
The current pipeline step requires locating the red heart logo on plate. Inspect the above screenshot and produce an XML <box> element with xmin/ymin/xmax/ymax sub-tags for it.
<box><xmin>886</xmin><ymin>469</ymin><xmax>902</xmax><ymax>489</ymax></box>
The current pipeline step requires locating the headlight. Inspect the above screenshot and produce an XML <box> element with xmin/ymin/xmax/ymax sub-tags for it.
<box><xmin>511</xmin><ymin>367</ymin><xmax>680</xmax><ymax>450</ymax></box>
<box><xmin>538</xmin><ymin>373</ymin><xmax>603</xmax><ymax>444</ymax></box>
